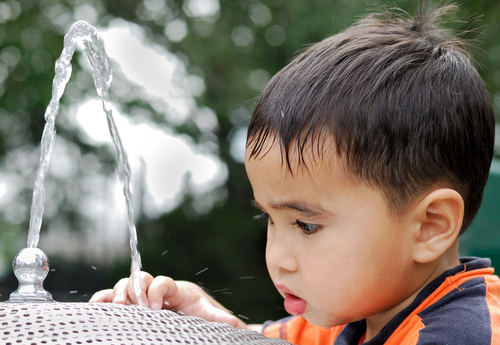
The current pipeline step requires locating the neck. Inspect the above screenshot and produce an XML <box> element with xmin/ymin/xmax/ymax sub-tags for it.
<box><xmin>363</xmin><ymin>241</ymin><xmax>460</xmax><ymax>342</ymax></box>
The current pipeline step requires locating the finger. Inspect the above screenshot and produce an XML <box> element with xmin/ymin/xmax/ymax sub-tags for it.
<box><xmin>147</xmin><ymin>276</ymin><xmax>178</xmax><ymax>310</ymax></box>
<box><xmin>89</xmin><ymin>289</ymin><xmax>114</xmax><ymax>303</ymax></box>
<box><xmin>127</xmin><ymin>271</ymin><xmax>154</xmax><ymax>307</ymax></box>
<box><xmin>112</xmin><ymin>278</ymin><xmax>130</xmax><ymax>304</ymax></box>
<box><xmin>199</xmin><ymin>298</ymin><xmax>240</xmax><ymax>327</ymax></box>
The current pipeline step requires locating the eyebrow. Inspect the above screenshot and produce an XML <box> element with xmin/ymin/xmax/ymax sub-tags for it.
<box><xmin>251</xmin><ymin>199</ymin><xmax>329</xmax><ymax>218</ymax></box>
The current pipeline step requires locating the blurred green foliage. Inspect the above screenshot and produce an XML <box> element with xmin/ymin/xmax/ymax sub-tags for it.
<box><xmin>463</xmin><ymin>161</ymin><xmax>500</xmax><ymax>269</ymax></box>
<box><xmin>0</xmin><ymin>0</ymin><xmax>498</xmax><ymax>324</ymax></box>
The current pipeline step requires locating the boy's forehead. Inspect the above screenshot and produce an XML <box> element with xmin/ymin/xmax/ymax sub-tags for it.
<box><xmin>244</xmin><ymin>136</ymin><xmax>348</xmax><ymax>181</ymax></box>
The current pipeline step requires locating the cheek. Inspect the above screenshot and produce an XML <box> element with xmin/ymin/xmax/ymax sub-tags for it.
<box><xmin>265</xmin><ymin>243</ymin><xmax>272</xmax><ymax>275</ymax></box>
<box><xmin>265</xmin><ymin>234</ymin><xmax>278</xmax><ymax>279</ymax></box>
<box><xmin>300</xmin><ymin>227</ymin><xmax>398</xmax><ymax>302</ymax></box>
<box><xmin>298</xmin><ymin>240</ymin><xmax>348</xmax><ymax>291</ymax></box>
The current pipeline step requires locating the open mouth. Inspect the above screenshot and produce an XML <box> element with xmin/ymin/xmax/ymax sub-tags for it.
<box><xmin>284</xmin><ymin>292</ymin><xmax>307</xmax><ymax>316</ymax></box>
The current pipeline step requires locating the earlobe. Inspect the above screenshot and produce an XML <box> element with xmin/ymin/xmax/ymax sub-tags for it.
<box><xmin>412</xmin><ymin>189</ymin><xmax>464</xmax><ymax>264</ymax></box>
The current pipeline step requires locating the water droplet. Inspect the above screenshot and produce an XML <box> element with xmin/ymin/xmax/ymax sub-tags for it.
<box><xmin>212</xmin><ymin>288</ymin><xmax>229</xmax><ymax>293</ymax></box>
<box><xmin>195</xmin><ymin>267</ymin><xmax>208</xmax><ymax>275</ymax></box>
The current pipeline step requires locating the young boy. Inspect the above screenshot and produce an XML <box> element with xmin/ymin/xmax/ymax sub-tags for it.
<box><xmin>90</xmin><ymin>2</ymin><xmax>500</xmax><ymax>344</ymax></box>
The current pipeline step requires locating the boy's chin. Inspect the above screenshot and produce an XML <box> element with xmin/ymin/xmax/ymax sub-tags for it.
<box><xmin>301</xmin><ymin>310</ymin><xmax>341</xmax><ymax>329</ymax></box>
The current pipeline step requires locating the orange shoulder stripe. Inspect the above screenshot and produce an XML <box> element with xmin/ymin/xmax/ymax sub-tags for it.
<box><xmin>385</xmin><ymin>267</ymin><xmax>495</xmax><ymax>344</ymax></box>
<box><xmin>485</xmin><ymin>274</ymin><xmax>500</xmax><ymax>345</ymax></box>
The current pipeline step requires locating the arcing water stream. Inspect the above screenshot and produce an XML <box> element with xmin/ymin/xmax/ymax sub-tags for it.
<box><xmin>27</xmin><ymin>20</ymin><xmax>143</xmax><ymax>305</ymax></box>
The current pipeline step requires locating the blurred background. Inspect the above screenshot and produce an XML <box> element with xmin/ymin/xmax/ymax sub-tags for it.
<box><xmin>0</xmin><ymin>0</ymin><xmax>499</xmax><ymax>324</ymax></box>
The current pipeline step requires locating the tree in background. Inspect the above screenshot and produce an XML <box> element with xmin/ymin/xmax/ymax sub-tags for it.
<box><xmin>0</xmin><ymin>0</ymin><xmax>498</xmax><ymax>323</ymax></box>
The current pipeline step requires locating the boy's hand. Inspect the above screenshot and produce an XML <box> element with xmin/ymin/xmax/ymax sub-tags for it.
<box><xmin>89</xmin><ymin>272</ymin><xmax>248</xmax><ymax>329</ymax></box>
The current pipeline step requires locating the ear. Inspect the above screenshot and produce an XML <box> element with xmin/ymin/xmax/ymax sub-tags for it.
<box><xmin>411</xmin><ymin>189</ymin><xmax>464</xmax><ymax>264</ymax></box>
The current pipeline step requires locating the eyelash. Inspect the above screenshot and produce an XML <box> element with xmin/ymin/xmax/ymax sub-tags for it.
<box><xmin>293</xmin><ymin>220</ymin><xmax>321</xmax><ymax>235</ymax></box>
<box><xmin>254</xmin><ymin>212</ymin><xmax>273</xmax><ymax>225</ymax></box>
<box><xmin>254</xmin><ymin>212</ymin><xmax>321</xmax><ymax>236</ymax></box>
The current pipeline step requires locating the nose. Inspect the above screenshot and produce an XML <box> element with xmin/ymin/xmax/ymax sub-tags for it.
<box><xmin>265</xmin><ymin>224</ymin><xmax>298</xmax><ymax>273</ymax></box>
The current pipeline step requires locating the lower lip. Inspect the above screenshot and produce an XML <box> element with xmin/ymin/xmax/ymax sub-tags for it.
<box><xmin>284</xmin><ymin>292</ymin><xmax>306</xmax><ymax>316</ymax></box>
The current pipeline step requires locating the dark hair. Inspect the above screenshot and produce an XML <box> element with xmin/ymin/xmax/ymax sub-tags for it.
<box><xmin>246</xmin><ymin>2</ymin><xmax>495</xmax><ymax>234</ymax></box>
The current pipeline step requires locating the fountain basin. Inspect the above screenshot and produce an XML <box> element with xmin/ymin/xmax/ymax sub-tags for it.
<box><xmin>0</xmin><ymin>302</ymin><xmax>290</xmax><ymax>344</ymax></box>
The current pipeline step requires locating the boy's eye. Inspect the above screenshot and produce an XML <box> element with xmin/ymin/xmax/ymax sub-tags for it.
<box><xmin>293</xmin><ymin>220</ymin><xmax>321</xmax><ymax>235</ymax></box>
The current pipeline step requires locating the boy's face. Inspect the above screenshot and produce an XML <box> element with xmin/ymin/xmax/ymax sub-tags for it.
<box><xmin>245</xmin><ymin>140</ymin><xmax>424</xmax><ymax>328</ymax></box>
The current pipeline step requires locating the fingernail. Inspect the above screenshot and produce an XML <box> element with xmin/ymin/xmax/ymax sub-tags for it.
<box><xmin>150</xmin><ymin>302</ymin><xmax>160</xmax><ymax>310</ymax></box>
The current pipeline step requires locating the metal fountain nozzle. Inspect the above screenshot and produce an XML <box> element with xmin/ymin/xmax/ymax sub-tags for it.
<box><xmin>8</xmin><ymin>247</ymin><xmax>53</xmax><ymax>303</ymax></box>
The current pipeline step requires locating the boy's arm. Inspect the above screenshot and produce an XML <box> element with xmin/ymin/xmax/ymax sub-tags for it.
<box><xmin>89</xmin><ymin>272</ymin><xmax>261</xmax><ymax>331</ymax></box>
